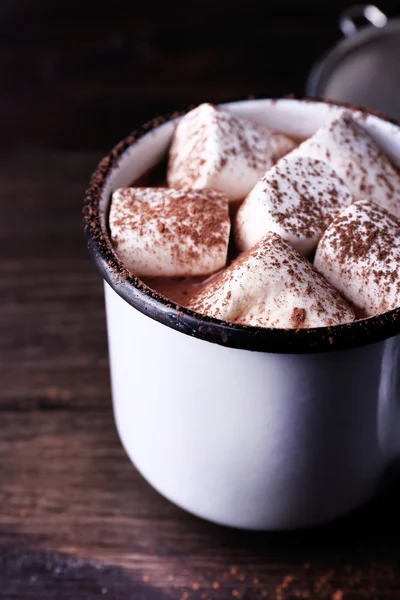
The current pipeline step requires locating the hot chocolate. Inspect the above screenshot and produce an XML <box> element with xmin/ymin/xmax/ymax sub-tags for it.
<box><xmin>108</xmin><ymin>104</ymin><xmax>400</xmax><ymax>328</ymax></box>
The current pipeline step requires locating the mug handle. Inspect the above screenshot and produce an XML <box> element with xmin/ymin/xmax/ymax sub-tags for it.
<box><xmin>339</xmin><ymin>4</ymin><xmax>388</xmax><ymax>37</ymax></box>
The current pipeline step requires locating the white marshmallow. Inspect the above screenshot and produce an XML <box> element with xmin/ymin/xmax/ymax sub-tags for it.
<box><xmin>167</xmin><ymin>103</ymin><xmax>297</xmax><ymax>202</ymax></box>
<box><xmin>109</xmin><ymin>187</ymin><xmax>230</xmax><ymax>277</ymax></box>
<box><xmin>314</xmin><ymin>200</ymin><xmax>400</xmax><ymax>317</ymax></box>
<box><xmin>235</xmin><ymin>156</ymin><xmax>353</xmax><ymax>255</ymax></box>
<box><xmin>289</xmin><ymin>111</ymin><xmax>400</xmax><ymax>217</ymax></box>
<box><xmin>189</xmin><ymin>232</ymin><xmax>355</xmax><ymax>328</ymax></box>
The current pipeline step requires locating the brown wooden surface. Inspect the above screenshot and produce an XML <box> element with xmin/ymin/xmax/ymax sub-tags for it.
<box><xmin>2</xmin><ymin>1</ymin><xmax>400</xmax><ymax>598</ymax></box>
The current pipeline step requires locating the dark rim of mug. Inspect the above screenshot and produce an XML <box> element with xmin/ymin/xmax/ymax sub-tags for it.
<box><xmin>83</xmin><ymin>96</ymin><xmax>400</xmax><ymax>354</ymax></box>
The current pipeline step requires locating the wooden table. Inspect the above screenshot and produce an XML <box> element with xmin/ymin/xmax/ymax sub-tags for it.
<box><xmin>2</xmin><ymin>1</ymin><xmax>400</xmax><ymax>597</ymax></box>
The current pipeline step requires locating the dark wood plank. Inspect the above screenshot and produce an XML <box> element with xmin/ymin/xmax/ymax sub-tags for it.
<box><xmin>0</xmin><ymin>150</ymin><xmax>109</xmax><ymax>412</ymax></box>
<box><xmin>0</xmin><ymin>410</ymin><xmax>400</xmax><ymax>599</ymax></box>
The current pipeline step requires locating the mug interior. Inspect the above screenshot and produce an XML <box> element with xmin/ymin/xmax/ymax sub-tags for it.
<box><xmin>84</xmin><ymin>98</ymin><xmax>400</xmax><ymax>354</ymax></box>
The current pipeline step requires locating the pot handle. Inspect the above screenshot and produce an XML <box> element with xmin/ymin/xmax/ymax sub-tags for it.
<box><xmin>339</xmin><ymin>4</ymin><xmax>388</xmax><ymax>37</ymax></box>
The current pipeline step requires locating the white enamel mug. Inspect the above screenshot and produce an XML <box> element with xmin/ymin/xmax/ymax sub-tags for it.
<box><xmin>84</xmin><ymin>98</ymin><xmax>400</xmax><ymax>530</ymax></box>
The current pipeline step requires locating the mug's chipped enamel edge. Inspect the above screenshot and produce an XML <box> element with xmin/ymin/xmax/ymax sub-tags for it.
<box><xmin>82</xmin><ymin>97</ymin><xmax>400</xmax><ymax>354</ymax></box>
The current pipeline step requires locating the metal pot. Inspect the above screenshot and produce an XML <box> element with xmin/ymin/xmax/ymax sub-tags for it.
<box><xmin>306</xmin><ymin>4</ymin><xmax>400</xmax><ymax>120</ymax></box>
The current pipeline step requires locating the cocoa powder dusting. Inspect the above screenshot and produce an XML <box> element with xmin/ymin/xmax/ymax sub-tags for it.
<box><xmin>83</xmin><ymin>102</ymin><xmax>400</xmax><ymax>355</ymax></box>
<box><xmin>189</xmin><ymin>232</ymin><xmax>354</xmax><ymax>328</ymax></box>
<box><xmin>316</xmin><ymin>200</ymin><xmax>400</xmax><ymax>316</ymax></box>
<box><xmin>109</xmin><ymin>186</ymin><xmax>230</xmax><ymax>274</ymax></box>
<box><xmin>247</xmin><ymin>156</ymin><xmax>352</xmax><ymax>243</ymax></box>
<box><xmin>167</xmin><ymin>103</ymin><xmax>296</xmax><ymax>189</ymax></box>
<box><xmin>290</xmin><ymin>307</ymin><xmax>307</xmax><ymax>328</ymax></box>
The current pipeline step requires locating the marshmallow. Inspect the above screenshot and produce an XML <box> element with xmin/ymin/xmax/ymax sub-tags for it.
<box><xmin>235</xmin><ymin>156</ymin><xmax>353</xmax><ymax>255</ymax></box>
<box><xmin>289</xmin><ymin>111</ymin><xmax>400</xmax><ymax>217</ymax></box>
<box><xmin>109</xmin><ymin>187</ymin><xmax>230</xmax><ymax>277</ymax></box>
<box><xmin>314</xmin><ymin>200</ymin><xmax>400</xmax><ymax>317</ymax></box>
<box><xmin>189</xmin><ymin>232</ymin><xmax>355</xmax><ymax>328</ymax></box>
<box><xmin>167</xmin><ymin>103</ymin><xmax>297</xmax><ymax>202</ymax></box>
